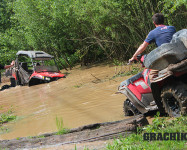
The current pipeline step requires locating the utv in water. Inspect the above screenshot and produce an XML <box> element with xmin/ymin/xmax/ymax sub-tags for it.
<box><xmin>10</xmin><ymin>51</ymin><xmax>65</xmax><ymax>86</ymax></box>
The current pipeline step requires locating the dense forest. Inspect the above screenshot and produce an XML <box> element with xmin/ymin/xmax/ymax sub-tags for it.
<box><xmin>0</xmin><ymin>0</ymin><xmax>186</xmax><ymax>69</ymax></box>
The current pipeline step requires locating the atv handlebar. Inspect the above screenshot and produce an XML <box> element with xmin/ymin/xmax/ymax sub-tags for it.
<box><xmin>127</xmin><ymin>60</ymin><xmax>132</xmax><ymax>65</ymax></box>
<box><xmin>128</xmin><ymin>54</ymin><xmax>145</xmax><ymax>66</ymax></box>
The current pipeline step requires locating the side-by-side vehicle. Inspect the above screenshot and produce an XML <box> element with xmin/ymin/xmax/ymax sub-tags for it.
<box><xmin>9</xmin><ymin>50</ymin><xmax>65</xmax><ymax>86</ymax></box>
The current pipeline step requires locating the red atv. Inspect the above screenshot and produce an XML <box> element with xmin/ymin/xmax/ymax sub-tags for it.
<box><xmin>118</xmin><ymin>29</ymin><xmax>187</xmax><ymax>117</ymax></box>
<box><xmin>9</xmin><ymin>51</ymin><xmax>66</xmax><ymax>86</ymax></box>
<box><xmin>118</xmin><ymin>56</ymin><xmax>158</xmax><ymax>116</ymax></box>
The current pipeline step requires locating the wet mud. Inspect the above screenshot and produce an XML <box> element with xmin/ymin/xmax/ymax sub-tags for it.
<box><xmin>0</xmin><ymin>63</ymin><xmax>146</xmax><ymax>149</ymax></box>
<box><xmin>0</xmin><ymin>115</ymin><xmax>148</xmax><ymax>149</ymax></box>
<box><xmin>0</xmin><ymin>64</ymin><xmax>135</xmax><ymax>140</ymax></box>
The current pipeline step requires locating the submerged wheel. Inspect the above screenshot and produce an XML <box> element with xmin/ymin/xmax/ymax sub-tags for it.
<box><xmin>0</xmin><ymin>85</ymin><xmax>11</xmax><ymax>91</ymax></box>
<box><xmin>123</xmin><ymin>99</ymin><xmax>140</xmax><ymax>116</ymax></box>
<box><xmin>161</xmin><ymin>82</ymin><xmax>187</xmax><ymax>117</ymax></box>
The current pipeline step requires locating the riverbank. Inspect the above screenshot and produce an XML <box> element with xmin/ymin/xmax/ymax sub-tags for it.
<box><xmin>107</xmin><ymin>115</ymin><xmax>187</xmax><ymax>150</ymax></box>
<box><xmin>0</xmin><ymin>115</ymin><xmax>186</xmax><ymax>149</ymax></box>
<box><xmin>0</xmin><ymin>115</ymin><xmax>148</xmax><ymax>149</ymax></box>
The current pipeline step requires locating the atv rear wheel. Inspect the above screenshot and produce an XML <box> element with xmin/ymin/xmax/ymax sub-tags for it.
<box><xmin>123</xmin><ymin>99</ymin><xmax>140</xmax><ymax>116</ymax></box>
<box><xmin>161</xmin><ymin>82</ymin><xmax>187</xmax><ymax>117</ymax></box>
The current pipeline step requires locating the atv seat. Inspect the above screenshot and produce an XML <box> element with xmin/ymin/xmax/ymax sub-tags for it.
<box><xmin>120</xmin><ymin>72</ymin><xmax>143</xmax><ymax>87</ymax></box>
<box><xmin>120</xmin><ymin>70</ymin><xmax>151</xmax><ymax>87</ymax></box>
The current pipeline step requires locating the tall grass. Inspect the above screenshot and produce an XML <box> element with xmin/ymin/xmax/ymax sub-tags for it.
<box><xmin>55</xmin><ymin>116</ymin><xmax>69</xmax><ymax>135</ymax></box>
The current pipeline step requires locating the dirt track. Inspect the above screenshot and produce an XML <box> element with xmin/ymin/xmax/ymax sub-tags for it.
<box><xmin>0</xmin><ymin>115</ymin><xmax>148</xmax><ymax>149</ymax></box>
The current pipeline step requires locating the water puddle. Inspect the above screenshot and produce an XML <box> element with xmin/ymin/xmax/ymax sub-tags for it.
<box><xmin>0</xmin><ymin>64</ymin><xmax>129</xmax><ymax>140</ymax></box>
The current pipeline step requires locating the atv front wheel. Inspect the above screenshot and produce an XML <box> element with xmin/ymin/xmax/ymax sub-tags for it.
<box><xmin>161</xmin><ymin>82</ymin><xmax>187</xmax><ymax>117</ymax></box>
<box><xmin>123</xmin><ymin>99</ymin><xmax>140</xmax><ymax>116</ymax></box>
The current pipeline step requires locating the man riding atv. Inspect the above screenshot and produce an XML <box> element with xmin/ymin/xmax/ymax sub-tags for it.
<box><xmin>129</xmin><ymin>13</ymin><xmax>176</xmax><ymax>82</ymax></box>
<box><xmin>120</xmin><ymin>13</ymin><xmax>187</xmax><ymax>117</ymax></box>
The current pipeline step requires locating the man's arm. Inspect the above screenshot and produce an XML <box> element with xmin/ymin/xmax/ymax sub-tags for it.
<box><xmin>129</xmin><ymin>41</ymin><xmax>149</xmax><ymax>62</ymax></box>
<box><xmin>4</xmin><ymin>65</ymin><xmax>14</xmax><ymax>69</ymax></box>
<box><xmin>4</xmin><ymin>61</ymin><xmax>15</xmax><ymax>69</ymax></box>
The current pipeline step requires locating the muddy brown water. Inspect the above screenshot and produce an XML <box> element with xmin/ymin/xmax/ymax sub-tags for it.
<box><xmin>0</xmin><ymin>64</ymin><xmax>133</xmax><ymax>140</ymax></box>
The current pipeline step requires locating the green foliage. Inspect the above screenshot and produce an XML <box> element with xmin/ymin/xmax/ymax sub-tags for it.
<box><xmin>123</xmin><ymin>67</ymin><xmax>142</xmax><ymax>76</ymax></box>
<box><xmin>0</xmin><ymin>107</ymin><xmax>16</xmax><ymax>125</ymax></box>
<box><xmin>0</xmin><ymin>107</ymin><xmax>17</xmax><ymax>134</ymax></box>
<box><xmin>27</xmin><ymin>135</ymin><xmax>45</xmax><ymax>139</ymax></box>
<box><xmin>0</xmin><ymin>113</ymin><xmax>16</xmax><ymax>124</ymax></box>
<box><xmin>74</xmin><ymin>84</ymin><xmax>83</xmax><ymax>88</ymax></box>
<box><xmin>113</xmin><ymin>59</ymin><xmax>123</xmax><ymax>66</ymax></box>
<box><xmin>0</xmin><ymin>127</ymin><xmax>9</xmax><ymax>134</ymax></box>
<box><xmin>143</xmin><ymin>112</ymin><xmax>167</xmax><ymax>133</ymax></box>
<box><xmin>0</xmin><ymin>49</ymin><xmax>16</xmax><ymax>66</ymax></box>
<box><xmin>36</xmin><ymin>135</ymin><xmax>45</xmax><ymax>138</ymax></box>
<box><xmin>161</xmin><ymin>0</ymin><xmax>187</xmax><ymax>30</ymax></box>
<box><xmin>111</xmin><ymin>65</ymin><xmax>143</xmax><ymax>80</ymax></box>
<box><xmin>143</xmin><ymin>113</ymin><xmax>187</xmax><ymax>133</ymax></box>
<box><xmin>0</xmin><ymin>0</ymin><xmax>13</xmax><ymax>32</ymax></box>
<box><xmin>106</xmin><ymin>115</ymin><xmax>187</xmax><ymax>150</ymax></box>
<box><xmin>16</xmin><ymin>137</ymin><xmax>20</xmax><ymax>140</ymax></box>
<box><xmin>0</xmin><ymin>0</ymin><xmax>186</xmax><ymax>67</ymax></box>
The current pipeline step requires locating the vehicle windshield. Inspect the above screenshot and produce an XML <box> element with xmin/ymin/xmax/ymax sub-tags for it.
<box><xmin>17</xmin><ymin>55</ymin><xmax>59</xmax><ymax>73</ymax></box>
<box><xmin>34</xmin><ymin>65</ymin><xmax>58</xmax><ymax>72</ymax></box>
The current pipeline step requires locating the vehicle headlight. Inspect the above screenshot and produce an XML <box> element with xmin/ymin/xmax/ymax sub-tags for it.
<box><xmin>45</xmin><ymin>77</ymin><xmax>50</xmax><ymax>81</ymax></box>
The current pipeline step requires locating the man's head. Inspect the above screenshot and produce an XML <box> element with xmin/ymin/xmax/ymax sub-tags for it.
<box><xmin>152</xmin><ymin>13</ymin><xmax>164</xmax><ymax>25</ymax></box>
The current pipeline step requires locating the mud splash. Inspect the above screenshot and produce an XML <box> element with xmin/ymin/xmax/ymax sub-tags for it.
<box><xmin>0</xmin><ymin>64</ymin><xmax>131</xmax><ymax>140</ymax></box>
